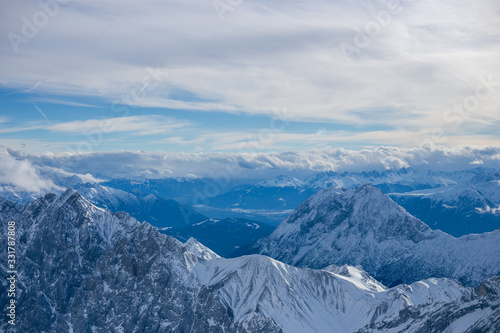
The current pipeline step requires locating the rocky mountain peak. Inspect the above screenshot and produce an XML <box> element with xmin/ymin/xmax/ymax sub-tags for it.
<box><xmin>284</xmin><ymin>182</ymin><xmax>429</xmax><ymax>239</ymax></box>
<box><xmin>184</xmin><ymin>237</ymin><xmax>220</xmax><ymax>261</ymax></box>
<box><xmin>252</xmin><ymin>183</ymin><xmax>500</xmax><ymax>287</ymax></box>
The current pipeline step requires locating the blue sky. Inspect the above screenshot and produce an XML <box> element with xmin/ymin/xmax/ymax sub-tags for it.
<box><xmin>1</xmin><ymin>0</ymin><xmax>499</xmax><ymax>155</ymax></box>
<box><xmin>0</xmin><ymin>87</ymin><xmax>395</xmax><ymax>153</ymax></box>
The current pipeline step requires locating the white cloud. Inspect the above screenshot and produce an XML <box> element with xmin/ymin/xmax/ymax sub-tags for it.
<box><xmin>156</xmin><ymin>127</ymin><xmax>500</xmax><ymax>152</ymax></box>
<box><xmin>0</xmin><ymin>0</ymin><xmax>499</xmax><ymax>139</ymax></box>
<box><xmin>7</xmin><ymin>145</ymin><xmax>500</xmax><ymax>181</ymax></box>
<box><xmin>47</xmin><ymin>115</ymin><xmax>191</xmax><ymax>136</ymax></box>
<box><xmin>0</xmin><ymin>153</ymin><xmax>62</xmax><ymax>193</ymax></box>
<box><xmin>31</xmin><ymin>97</ymin><xmax>105</xmax><ymax>109</ymax></box>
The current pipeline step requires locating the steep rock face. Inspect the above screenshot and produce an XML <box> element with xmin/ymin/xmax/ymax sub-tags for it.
<box><xmin>252</xmin><ymin>184</ymin><xmax>500</xmax><ymax>286</ymax></box>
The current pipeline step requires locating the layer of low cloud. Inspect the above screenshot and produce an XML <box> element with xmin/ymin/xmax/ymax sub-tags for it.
<box><xmin>0</xmin><ymin>150</ymin><xmax>105</xmax><ymax>196</ymax></box>
<box><xmin>0</xmin><ymin>153</ymin><xmax>62</xmax><ymax>193</ymax></box>
<box><xmin>7</xmin><ymin>145</ymin><xmax>500</xmax><ymax>182</ymax></box>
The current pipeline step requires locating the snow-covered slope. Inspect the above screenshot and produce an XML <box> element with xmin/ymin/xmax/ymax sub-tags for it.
<box><xmin>193</xmin><ymin>255</ymin><xmax>500</xmax><ymax>333</ymax></box>
<box><xmin>357</xmin><ymin>276</ymin><xmax>500</xmax><ymax>333</ymax></box>
<box><xmin>197</xmin><ymin>256</ymin><xmax>439</xmax><ymax>332</ymax></box>
<box><xmin>0</xmin><ymin>191</ymin><xmax>499</xmax><ymax>332</ymax></box>
<box><xmin>251</xmin><ymin>183</ymin><xmax>500</xmax><ymax>286</ymax></box>
<box><xmin>183</xmin><ymin>237</ymin><xmax>221</xmax><ymax>261</ymax></box>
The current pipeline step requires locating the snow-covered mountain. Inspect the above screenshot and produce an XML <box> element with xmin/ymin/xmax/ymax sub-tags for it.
<box><xmin>102</xmin><ymin>177</ymin><xmax>225</xmax><ymax>204</ymax></box>
<box><xmin>73</xmin><ymin>182</ymin><xmax>275</xmax><ymax>255</ymax></box>
<box><xmin>250</xmin><ymin>183</ymin><xmax>500</xmax><ymax>287</ymax></box>
<box><xmin>0</xmin><ymin>162</ymin><xmax>106</xmax><ymax>204</ymax></box>
<box><xmin>0</xmin><ymin>174</ymin><xmax>208</xmax><ymax>228</ymax></box>
<box><xmin>0</xmin><ymin>190</ymin><xmax>230</xmax><ymax>332</ymax></box>
<box><xmin>194</xmin><ymin>255</ymin><xmax>498</xmax><ymax>333</ymax></box>
<box><xmin>390</xmin><ymin>178</ymin><xmax>500</xmax><ymax>236</ymax></box>
<box><xmin>300</xmin><ymin>169</ymin><xmax>444</xmax><ymax>192</ymax></box>
<box><xmin>0</xmin><ymin>172</ymin><xmax>97</xmax><ymax>204</ymax></box>
<box><xmin>0</xmin><ymin>184</ymin><xmax>44</xmax><ymax>204</ymax></box>
<box><xmin>1</xmin><ymin>191</ymin><xmax>499</xmax><ymax>332</ymax></box>
<box><xmin>257</xmin><ymin>175</ymin><xmax>305</xmax><ymax>188</ymax></box>
<box><xmin>72</xmin><ymin>182</ymin><xmax>207</xmax><ymax>228</ymax></box>
<box><xmin>0</xmin><ymin>172</ymin><xmax>277</xmax><ymax>253</ymax></box>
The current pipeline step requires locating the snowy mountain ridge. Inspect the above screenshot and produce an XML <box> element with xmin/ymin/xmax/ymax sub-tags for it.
<box><xmin>1</xmin><ymin>190</ymin><xmax>499</xmax><ymax>332</ymax></box>
<box><xmin>192</xmin><ymin>254</ymin><xmax>470</xmax><ymax>333</ymax></box>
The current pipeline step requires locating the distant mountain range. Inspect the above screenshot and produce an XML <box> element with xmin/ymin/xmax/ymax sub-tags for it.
<box><xmin>195</xmin><ymin>168</ymin><xmax>500</xmax><ymax>232</ymax></box>
<box><xmin>102</xmin><ymin>177</ymin><xmax>223</xmax><ymax>204</ymax></box>
<box><xmin>389</xmin><ymin>175</ymin><xmax>500</xmax><ymax>236</ymax></box>
<box><xmin>0</xmin><ymin>174</ymin><xmax>274</xmax><ymax>255</ymax></box>
<box><xmin>73</xmin><ymin>182</ymin><xmax>208</xmax><ymax>229</ymax></box>
<box><xmin>2</xmin><ymin>166</ymin><xmax>499</xmax><ymax>257</ymax></box>
<box><xmin>1</xmin><ymin>190</ymin><xmax>499</xmax><ymax>332</ymax></box>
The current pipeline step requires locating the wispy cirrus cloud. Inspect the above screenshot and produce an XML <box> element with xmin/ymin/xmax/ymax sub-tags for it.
<box><xmin>31</xmin><ymin>97</ymin><xmax>105</xmax><ymax>109</ymax></box>
<box><xmin>0</xmin><ymin>125</ymin><xmax>45</xmax><ymax>134</ymax></box>
<box><xmin>47</xmin><ymin>115</ymin><xmax>192</xmax><ymax>136</ymax></box>
<box><xmin>1</xmin><ymin>0</ymin><xmax>499</xmax><ymax>130</ymax></box>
